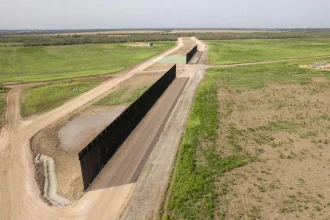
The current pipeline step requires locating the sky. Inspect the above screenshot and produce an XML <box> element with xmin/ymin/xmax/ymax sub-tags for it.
<box><xmin>1</xmin><ymin>0</ymin><xmax>330</xmax><ymax>29</ymax></box>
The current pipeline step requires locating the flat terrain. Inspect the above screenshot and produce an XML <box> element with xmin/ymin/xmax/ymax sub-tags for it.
<box><xmin>0</xmin><ymin>38</ymin><xmax>185</xmax><ymax>220</ymax></box>
<box><xmin>4</xmin><ymin>33</ymin><xmax>330</xmax><ymax>220</ymax></box>
<box><xmin>21</xmin><ymin>80</ymin><xmax>103</xmax><ymax>116</ymax></box>
<box><xmin>207</xmin><ymin>38</ymin><xmax>330</xmax><ymax>65</ymax></box>
<box><xmin>163</xmin><ymin>60</ymin><xmax>330</xmax><ymax>219</ymax></box>
<box><xmin>0</xmin><ymin>42</ymin><xmax>174</xmax><ymax>83</ymax></box>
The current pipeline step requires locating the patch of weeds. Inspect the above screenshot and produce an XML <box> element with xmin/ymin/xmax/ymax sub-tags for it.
<box><xmin>96</xmin><ymin>86</ymin><xmax>149</xmax><ymax>106</ymax></box>
<box><xmin>256</xmin><ymin>148</ymin><xmax>265</xmax><ymax>154</ymax></box>
<box><xmin>272</xmin><ymin>100</ymin><xmax>287</xmax><ymax>109</ymax></box>
<box><xmin>315</xmin><ymin>206</ymin><xmax>322</xmax><ymax>211</ymax></box>
<box><xmin>280</xmin><ymin>193</ymin><xmax>308</xmax><ymax>213</ymax></box>
<box><xmin>321</xmin><ymin>113</ymin><xmax>330</xmax><ymax>121</ymax></box>
<box><xmin>248</xmin><ymin>205</ymin><xmax>262</xmax><ymax>220</ymax></box>
<box><xmin>227</xmin><ymin>124</ymin><xmax>243</xmax><ymax>152</ymax></box>
<box><xmin>267</xmin><ymin>121</ymin><xmax>296</xmax><ymax>132</ymax></box>
<box><xmin>203</xmin><ymin>148</ymin><xmax>251</xmax><ymax>175</ymax></box>
<box><xmin>218</xmin><ymin>181</ymin><xmax>230</xmax><ymax>196</ymax></box>
<box><xmin>96</xmin><ymin>88</ymin><xmax>128</xmax><ymax>105</ymax></box>
<box><xmin>298</xmin><ymin>178</ymin><xmax>305</xmax><ymax>187</ymax></box>
<box><xmin>222</xmin><ymin>100</ymin><xmax>233</xmax><ymax>117</ymax></box>
<box><xmin>287</xmin><ymin>151</ymin><xmax>298</xmax><ymax>159</ymax></box>
<box><xmin>300</xmin><ymin>131</ymin><xmax>318</xmax><ymax>139</ymax></box>
<box><xmin>254</xmin><ymin>132</ymin><xmax>272</xmax><ymax>146</ymax></box>
<box><xmin>269</xmin><ymin>181</ymin><xmax>281</xmax><ymax>190</ymax></box>
<box><xmin>261</xmin><ymin>169</ymin><xmax>270</xmax><ymax>175</ymax></box>
<box><xmin>279</xmin><ymin>152</ymin><xmax>285</xmax><ymax>159</ymax></box>
<box><xmin>271</xmin><ymin>142</ymin><xmax>278</xmax><ymax>148</ymax></box>
<box><xmin>257</xmin><ymin>184</ymin><xmax>267</xmax><ymax>193</ymax></box>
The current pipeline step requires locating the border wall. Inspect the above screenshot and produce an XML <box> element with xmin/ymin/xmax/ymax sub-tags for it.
<box><xmin>79</xmin><ymin>65</ymin><xmax>177</xmax><ymax>189</ymax></box>
<box><xmin>186</xmin><ymin>45</ymin><xmax>198</xmax><ymax>64</ymax></box>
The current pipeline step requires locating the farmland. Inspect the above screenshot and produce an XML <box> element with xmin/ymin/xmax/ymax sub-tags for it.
<box><xmin>0</xmin><ymin>41</ymin><xmax>174</xmax><ymax>83</ymax></box>
<box><xmin>208</xmin><ymin>38</ymin><xmax>330</xmax><ymax>65</ymax></box>
<box><xmin>163</xmin><ymin>59</ymin><xmax>330</xmax><ymax>219</ymax></box>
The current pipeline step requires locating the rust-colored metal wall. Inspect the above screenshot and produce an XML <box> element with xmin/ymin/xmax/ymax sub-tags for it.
<box><xmin>79</xmin><ymin>65</ymin><xmax>177</xmax><ymax>190</ymax></box>
<box><xmin>186</xmin><ymin>45</ymin><xmax>198</xmax><ymax>64</ymax></box>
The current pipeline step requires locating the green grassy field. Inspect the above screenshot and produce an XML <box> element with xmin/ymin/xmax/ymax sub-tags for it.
<box><xmin>0</xmin><ymin>42</ymin><xmax>174</xmax><ymax>83</ymax></box>
<box><xmin>21</xmin><ymin>80</ymin><xmax>102</xmax><ymax>116</ymax></box>
<box><xmin>207</xmin><ymin>38</ymin><xmax>330</xmax><ymax>65</ymax></box>
<box><xmin>162</xmin><ymin>60</ymin><xmax>330</xmax><ymax>219</ymax></box>
<box><xmin>96</xmin><ymin>86</ymin><xmax>149</xmax><ymax>106</ymax></box>
<box><xmin>0</xmin><ymin>87</ymin><xmax>8</xmax><ymax>126</ymax></box>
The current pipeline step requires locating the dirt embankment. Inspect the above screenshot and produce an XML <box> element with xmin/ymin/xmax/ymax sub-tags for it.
<box><xmin>216</xmin><ymin>79</ymin><xmax>330</xmax><ymax>219</ymax></box>
<box><xmin>31</xmin><ymin>104</ymin><xmax>129</xmax><ymax>201</ymax></box>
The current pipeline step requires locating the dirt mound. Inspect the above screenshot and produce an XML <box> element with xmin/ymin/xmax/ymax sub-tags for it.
<box><xmin>31</xmin><ymin>105</ymin><xmax>126</xmax><ymax>201</ymax></box>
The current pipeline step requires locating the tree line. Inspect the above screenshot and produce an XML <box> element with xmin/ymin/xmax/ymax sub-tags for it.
<box><xmin>1</xmin><ymin>30</ymin><xmax>330</xmax><ymax>47</ymax></box>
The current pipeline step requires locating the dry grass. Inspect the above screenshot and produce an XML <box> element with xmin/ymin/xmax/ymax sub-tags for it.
<box><xmin>216</xmin><ymin>80</ymin><xmax>330</xmax><ymax>219</ymax></box>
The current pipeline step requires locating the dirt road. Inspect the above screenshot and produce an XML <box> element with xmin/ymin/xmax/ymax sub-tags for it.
<box><xmin>206</xmin><ymin>55</ymin><xmax>330</xmax><ymax>68</ymax></box>
<box><xmin>120</xmin><ymin>37</ymin><xmax>207</xmax><ymax>219</ymax></box>
<box><xmin>0</xmin><ymin>38</ymin><xmax>187</xmax><ymax>220</ymax></box>
<box><xmin>90</xmin><ymin>78</ymin><xmax>189</xmax><ymax>190</ymax></box>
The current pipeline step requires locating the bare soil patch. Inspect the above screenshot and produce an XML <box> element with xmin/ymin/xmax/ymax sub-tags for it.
<box><xmin>300</xmin><ymin>64</ymin><xmax>330</xmax><ymax>72</ymax></box>
<box><xmin>216</xmin><ymin>80</ymin><xmax>330</xmax><ymax>219</ymax></box>
<box><xmin>126</xmin><ymin>42</ymin><xmax>149</xmax><ymax>47</ymax></box>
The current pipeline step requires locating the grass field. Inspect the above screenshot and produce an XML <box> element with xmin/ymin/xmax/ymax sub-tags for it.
<box><xmin>163</xmin><ymin>60</ymin><xmax>330</xmax><ymax>219</ymax></box>
<box><xmin>0</xmin><ymin>42</ymin><xmax>174</xmax><ymax>83</ymax></box>
<box><xmin>21</xmin><ymin>80</ymin><xmax>102</xmax><ymax>116</ymax></box>
<box><xmin>96</xmin><ymin>86</ymin><xmax>149</xmax><ymax>106</ymax></box>
<box><xmin>0</xmin><ymin>87</ymin><xmax>8</xmax><ymax>126</ymax></box>
<box><xmin>207</xmin><ymin>38</ymin><xmax>330</xmax><ymax>65</ymax></box>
